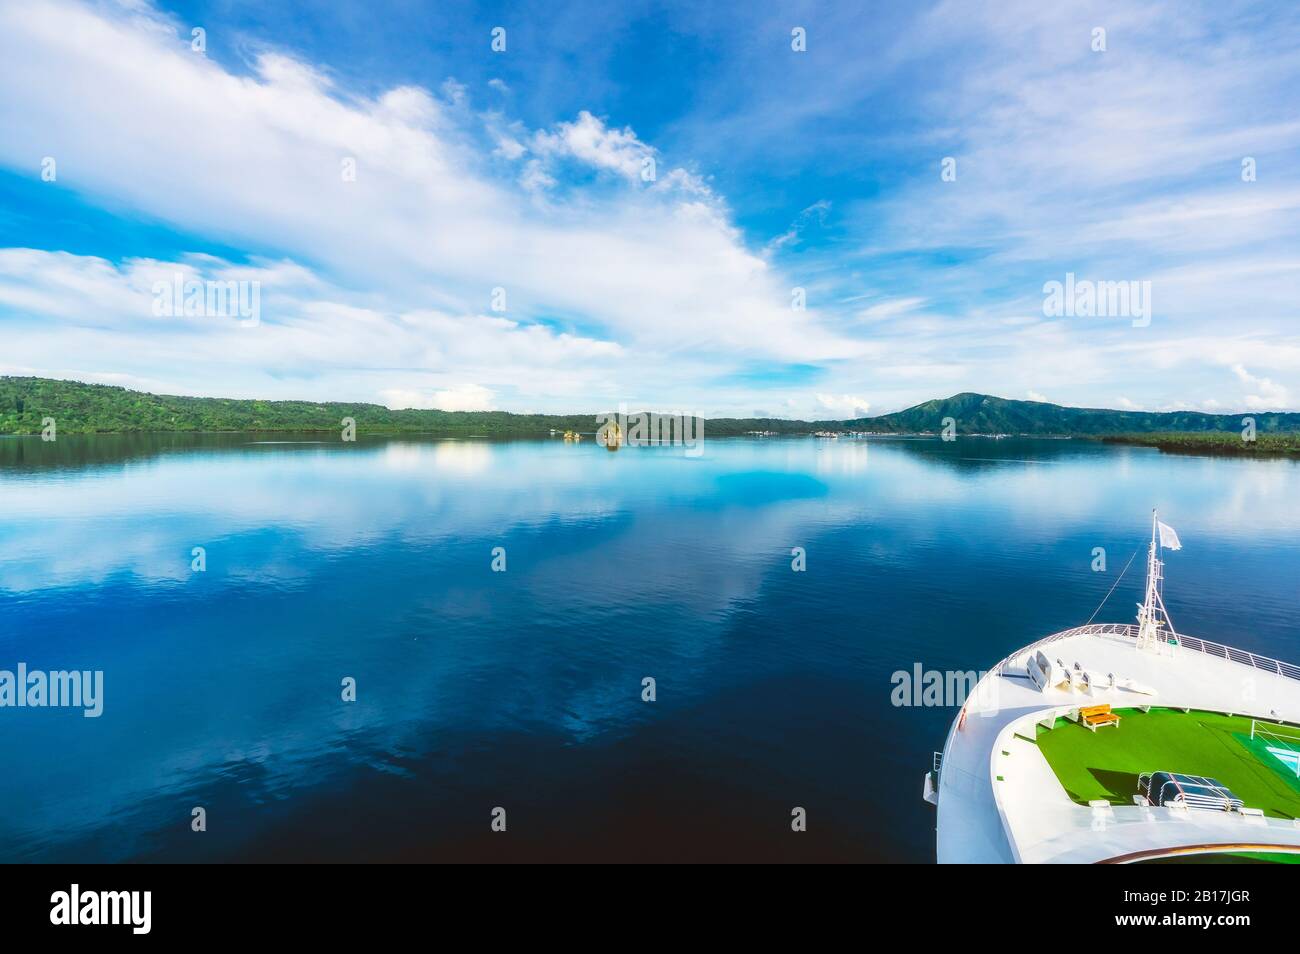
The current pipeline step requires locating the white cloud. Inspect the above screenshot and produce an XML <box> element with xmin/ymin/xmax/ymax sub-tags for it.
<box><xmin>765</xmin><ymin>0</ymin><xmax>1300</xmax><ymax>412</ymax></box>
<box><xmin>1232</xmin><ymin>364</ymin><xmax>1291</xmax><ymax>410</ymax></box>
<box><xmin>0</xmin><ymin>248</ymin><xmax>625</xmax><ymax>406</ymax></box>
<box><xmin>766</xmin><ymin>200</ymin><xmax>831</xmax><ymax>253</ymax></box>
<box><xmin>530</xmin><ymin>110</ymin><xmax>654</xmax><ymax>183</ymax></box>
<box><xmin>856</xmin><ymin>297</ymin><xmax>926</xmax><ymax>322</ymax></box>
<box><xmin>0</xmin><ymin>0</ymin><xmax>866</xmax><ymax>414</ymax></box>
<box><xmin>430</xmin><ymin>384</ymin><xmax>495</xmax><ymax>411</ymax></box>
<box><xmin>493</xmin><ymin>135</ymin><xmax>526</xmax><ymax>161</ymax></box>
<box><xmin>1</xmin><ymin>0</ymin><xmax>1297</xmax><ymax>416</ymax></box>
<box><xmin>815</xmin><ymin>394</ymin><xmax>872</xmax><ymax>417</ymax></box>
<box><xmin>380</xmin><ymin>384</ymin><xmax>495</xmax><ymax>411</ymax></box>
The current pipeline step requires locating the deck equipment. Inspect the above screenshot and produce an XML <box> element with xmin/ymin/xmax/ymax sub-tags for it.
<box><xmin>1138</xmin><ymin>772</ymin><xmax>1243</xmax><ymax>812</ymax></box>
<box><xmin>1079</xmin><ymin>704</ymin><xmax>1120</xmax><ymax>731</ymax></box>
<box><xmin>1250</xmin><ymin>720</ymin><xmax>1300</xmax><ymax>777</ymax></box>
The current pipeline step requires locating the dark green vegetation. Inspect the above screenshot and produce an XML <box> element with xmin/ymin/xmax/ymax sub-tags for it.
<box><xmin>842</xmin><ymin>391</ymin><xmax>1300</xmax><ymax>436</ymax></box>
<box><xmin>3</xmin><ymin>377</ymin><xmax>1299</xmax><ymax>447</ymax></box>
<box><xmin>0</xmin><ymin>376</ymin><xmax>610</xmax><ymax>436</ymax></box>
<box><xmin>1101</xmin><ymin>432</ymin><xmax>1300</xmax><ymax>457</ymax></box>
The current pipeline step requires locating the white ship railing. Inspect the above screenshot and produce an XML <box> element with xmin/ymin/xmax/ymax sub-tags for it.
<box><xmin>992</xmin><ymin>623</ymin><xmax>1300</xmax><ymax>682</ymax></box>
<box><xmin>992</xmin><ymin>623</ymin><xmax>1137</xmax><ymax>675</ymax></box>
<box><xmin>1175</xmin><ymin>633</ymin><xmax>1300</xmax><ymax>681</ymax></box>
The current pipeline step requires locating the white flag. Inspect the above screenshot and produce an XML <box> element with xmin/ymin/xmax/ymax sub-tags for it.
<box><xmin>1158</xmin><ymin>521</ymin><xmax>1182</xmax><ymax>550</ymax></box>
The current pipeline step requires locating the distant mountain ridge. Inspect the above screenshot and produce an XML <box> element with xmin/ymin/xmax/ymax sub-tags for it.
<box><xmin>2</xmin><ymin>377</ymin><xmax>1297</xmax><ymax>436</ymax></box>
<box><xmin>847</xmin><ymin>392</ymin><xmax>1300</xmax><ymax>436</ymax></box>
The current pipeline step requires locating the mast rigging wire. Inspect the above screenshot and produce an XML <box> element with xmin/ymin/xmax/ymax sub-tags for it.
<box><xmin>1085</xmin><ymin>548</ymin><xmax>1140</xmax><ymax>626</ymax></box>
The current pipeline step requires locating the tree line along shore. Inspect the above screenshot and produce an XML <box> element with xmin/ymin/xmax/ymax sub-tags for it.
<box><xmin>2</xmin><ymin>377</ymin><xmax>1297</xmax><ymax>456</ymax></box>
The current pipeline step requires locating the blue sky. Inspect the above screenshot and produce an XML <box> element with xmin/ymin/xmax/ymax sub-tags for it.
<box><xmin>1</xmin><ymin>0</ymin><xmax>1298</xmax><ymax>416</ymax></box>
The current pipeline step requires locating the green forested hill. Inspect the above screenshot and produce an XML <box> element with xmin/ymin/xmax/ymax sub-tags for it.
<box><xmin>0</xmin><ymin>376</ymin><xmax>606</xmax><ymax>435</ymax></box>
<box><xmin>2</xmin><ymin>377</ymin><xmax>1297</xmax><ymax>438</ymax></box>
<box><xmin>857</xmin><ymin>392</ymin><xmax>1300</xmax><ymax>435</ymax></box>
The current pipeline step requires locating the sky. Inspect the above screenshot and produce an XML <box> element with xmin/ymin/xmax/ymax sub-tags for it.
<box><xmin>1</xmin><ymin>0</ymin><xmax>1298</xmax><ymax>418</ymax></box>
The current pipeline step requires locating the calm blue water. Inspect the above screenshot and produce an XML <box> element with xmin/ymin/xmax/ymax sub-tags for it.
<box><xmin>1</xmin><ymin>434</ymin><xmax>1298</xmax><ymax>862</ymax></box>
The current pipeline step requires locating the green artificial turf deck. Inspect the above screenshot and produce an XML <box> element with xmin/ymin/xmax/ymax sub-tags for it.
<box><xmin>1035</xmin><ymin>708</ymin><xmax>1300</xmax><ymax>819</ymax></box>
<box><xmin>1140</xmin><ymin>851</ymin><xmax>1300</xmax><ymax>864</ymax></box>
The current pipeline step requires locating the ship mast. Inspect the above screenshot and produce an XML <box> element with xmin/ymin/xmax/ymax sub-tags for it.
<box><xmin>1135</xmin><ymin>509</ymin><xmax>1177</xmax><ymax>650</ymax></box>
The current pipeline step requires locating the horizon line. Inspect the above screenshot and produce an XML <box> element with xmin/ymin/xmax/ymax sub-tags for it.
<box><xmin>3</xmin><ymin>375</ymin><xmax>1296</xmax><ymax>422</ymax></box>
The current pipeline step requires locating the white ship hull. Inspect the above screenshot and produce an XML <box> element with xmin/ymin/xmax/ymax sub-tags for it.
<box><xmin>932</xmin><ymin>623</ymin><xmax>1300</xmax><ymax>863</ymax></box>
<box><xmin>931</xmin><ymin>513</ymin><xmax>1300</xmax><ymax>863</ymax></box>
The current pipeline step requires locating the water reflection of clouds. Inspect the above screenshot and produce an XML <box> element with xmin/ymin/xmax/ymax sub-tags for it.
<box><xmin>3</xmin><ymin>437</ymin><xmax>1300</xmax><ymax>860</ymax></box>
<box><xmin>2</xmin><ymin>439</ymin><xmax>1299</xmax><ymax>597</ymax></box>
<box><xmin>813</xmin><ymin>439</ymin><xmax>870</xmax><ymax>476</ymax></box>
